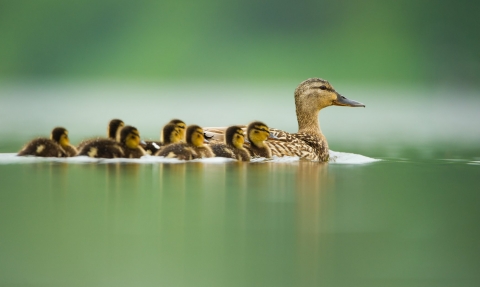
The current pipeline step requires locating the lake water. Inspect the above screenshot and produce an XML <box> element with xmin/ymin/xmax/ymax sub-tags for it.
<box><xmin>0</xmin><ymin>82</ymin><xmax>479</xmax><ymax>286</ymax></box>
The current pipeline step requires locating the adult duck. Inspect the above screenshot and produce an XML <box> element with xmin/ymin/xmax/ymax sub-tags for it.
<box><xmin>204</xmin><ymin>78</ymin><xmax>365</xmax><ymax>162</ymax></box>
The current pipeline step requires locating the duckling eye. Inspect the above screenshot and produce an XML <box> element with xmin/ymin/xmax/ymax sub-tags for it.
<box><xmin>319</xmin><ymin>85</ymin><xmax>327</xmax><ymax>90</ymax></box>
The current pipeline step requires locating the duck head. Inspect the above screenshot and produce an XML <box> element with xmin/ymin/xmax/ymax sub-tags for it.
<box><xmin>247</xmin><ymin>121</ymin><xmax>270</xmax><ymax>148</ymax></box>
<box><xmin>51</xmin><ymin>127</ymin><xmax>70</xmax><ymax>149</ymax></box>
<box><xmin>162</xmin><ymin>123</ymin><xmax>184</xmax><ymax>144</ymax></box>
<box><xmin>120</xmin><ymin>125</ymin><xmax>141</xmax><ymax>149</ymax></box>
<box><xmin>169</xmin><ymin>119</ymin><xmax>187</xmax><ymax>141</ymax></box>
<box><xmin>225</xmin><ymin>126</ymin><xmax>245</xmax><ymax>149</ymax></box>
<box><xmin>186</xmin><ymin>125</ymin><xmax>206</xmax><ymax>147</ymax></box>
<box><xmin>294</xmin><ymin>78</ymin><xmax>365</xmax><ymax>112</ymax></box>
<box><xmin>108</xmin><ymin>119</ymin><xmax>124</xmax><ymax>141</ymax></box>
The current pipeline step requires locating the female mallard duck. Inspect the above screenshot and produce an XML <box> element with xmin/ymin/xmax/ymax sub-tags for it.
<box><xmin>78</xmin><ymin>125</ymin><xmax>146</xmax><ymax>158</ymax></box>
<box><xmin>244</xmin><ymin>121</ymin><xmax>272</xmax><ymax>159</ymax></box>
<box><xmin>204</xmin><ymin>78</ymin><xmax>365</xmax><ymax>162</ymax></box>
<box><xmin>143</xmin><ymin>119</ymin><xmax>186</xmax><ymax>155</ymax></box>
<box><xmin>18</xmin><ymin>127</ymin><xmax>77</xmax><ymax>157</ymax></box>
<box><xmin>156</xmin><ymin>125</ymin><xmax>213</xmax><ymax>160</ymax></box>
<box><xmin>210</xmin><ymin>125</ymin><xmax>251</xmax><ymax>161</ymax></box>
<box><xmin>77</xmin><ymin>119</ymin><xmax>124</xmax><ymax>151</ymax></box>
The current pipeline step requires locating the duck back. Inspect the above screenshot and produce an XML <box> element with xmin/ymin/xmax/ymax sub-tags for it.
<box><xmin>18</xmin><ymin>138</ymin><xmax>67</xmax><ymax>157</ymax></box>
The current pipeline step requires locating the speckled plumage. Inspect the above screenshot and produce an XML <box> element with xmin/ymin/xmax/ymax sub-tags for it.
<box><xmin>203</xmin><ymin>78</ymin><xmax>365</xmax><ymax>162</ymax></box>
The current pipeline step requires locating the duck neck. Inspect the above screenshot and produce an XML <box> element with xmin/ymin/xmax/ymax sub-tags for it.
<box><xmin>296</xmin><ymin>105</ymin><xmax>322</xmax><ymax>136</ymax></box>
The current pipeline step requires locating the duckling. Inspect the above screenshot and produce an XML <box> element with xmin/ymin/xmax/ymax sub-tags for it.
<box><xmin>142</xmin><ymin>119</ymin><xmax>186</xmax><ymax>155</ymax></box>
<box><xmin>77</xmin><ymin>138</ymin><xmax>124</xmax><ymax>158</ymax></box>
<box><xmin>18</xmin><ymin>127</ymin><xmax>77</xmax><ymax>157</ymax></box>
<box><xmin>119</xmin><ymin>125</ymin><xmax>146</xmax><ymax>158</ymax></box>
<box><xmin>77</xmin><ymin>119</ymin><xmax>124</xmax><ymax>151</ymax></box>
<box><xmin>244</xmin><ymin>121</ymin><xmax>272</xmax><ymax>158</ymax></box>
<box><xmin>210</xmin><ymin>125</ymin><xmax>250</xmax><ymax>161</ymax></box>
<box><xmin>156</xmin><ymin>125</ymin><xmax>213</xmax><ymax>160</ymax></box>
<box><xmin>204</xmin><ymin>78</ymin><xmax>365</xmax><ymax>162</ymax></box>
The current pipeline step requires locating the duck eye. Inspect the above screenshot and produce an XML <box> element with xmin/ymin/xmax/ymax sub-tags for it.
<box><xmin>320</xmin><ymin>85</ymin><xmax>327</xmax><ymax>90</ymax></box>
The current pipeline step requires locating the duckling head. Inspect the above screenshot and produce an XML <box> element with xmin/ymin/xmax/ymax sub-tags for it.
<box><xmin>225</xmin><ymin>126</ymin><xmax>245</xmax><ymax>149</ymax></box>
<box><xmin>247</xmin><ymin>121</ymin><xmax>270</xmax><ymax>148</ymax></box>
<box><xmin>108</xmin><ymin>119</ymin><xmax>125</xmax><ymax>141</ymax></box>
<box><xmin>295</xmin><ymin>78</ymin><xmax>365</xmax><ymax>113</ymax></box>
<box><xmin>162</xmin><ymin>123</ymin><xmax>183</xmax><ymax>144</ymax></box>
<box><xmin>120</xmin><ymin>125</ymin><xmax>141</xmax><ymax>149</ymax></box>
<box><xmin>51</xmin><ymin>127</ymin><xmax>70</xmax><ymax>148</ymax></box>
<box><xmin>186</xmin><ymin>125</ymin><xmax>206</xmax><ymax>147</ymax></box>
<box><xmin>169</xmin><ymin>119</ymin><xmax>186</xmax><ymax>141</ymax></box>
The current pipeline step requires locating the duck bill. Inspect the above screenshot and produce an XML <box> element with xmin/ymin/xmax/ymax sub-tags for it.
<box><xmin>333</xmin><ymin>93</ymin><xmax>365</xmax><ymax>107</ymax></box>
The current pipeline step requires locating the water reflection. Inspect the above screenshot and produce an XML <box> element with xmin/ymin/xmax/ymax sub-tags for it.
<box><xmin>2</xmin><ymin>160</ymin><xmax>478</xmax><ymax>287</ymax></box>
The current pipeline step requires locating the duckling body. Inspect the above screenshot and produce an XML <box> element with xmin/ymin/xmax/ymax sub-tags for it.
<box><xmin>77</xmin><ymin>119</ymin><xmax>124</xmax><ymax>151</ymax></box>
<box><xmin>78</xmin><ymin>125</ymin><xmax>145</xmax><ymax>159</ymax></box>
<box><xmin>77</xmin><ymin>138</ymin><xmax>124</xmax><ymax>158</ymax></box>
<box><xmin>156</xmin><ymin>125</ymin><xmax>213</xmax><ymax>160</ymax></box>
<box><xmin>204</xmin><ymin>78</ymin><xmax>365</xmax><ymax>162</ymax></box>
<box><xmin>143</xmin><ymin>120</ymin><xmax>186</xmax><ymax>155</ymax></box>
<box><xmin>210</xmin><ymin>125</ymin><xmax>250</xmax><ymax>161</ymax></box>
<box><xmin>18</xmin><ymin>138</ymin><xmax>67</xmax><ymax>157</ymax></box>
<box><xmin>18</xmin><ymin>127</ymin><xmax>76</xmax><ymax>157</ymax></box>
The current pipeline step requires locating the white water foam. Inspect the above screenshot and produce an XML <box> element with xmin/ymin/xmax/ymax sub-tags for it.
<box><xmin>328</xmin><ymin>150</ymin><xmax>381</xmax><ymax>164</ymax></box>
<box><xmin>0</xmin><ymin>151</ymin><xmax>380</xmax><ymax>165</ymax></box>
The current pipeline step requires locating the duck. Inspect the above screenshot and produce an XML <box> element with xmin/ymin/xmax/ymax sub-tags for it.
<box><xmin>210</xmin><ymin>125</ymin><xmax>251</xmax><ymax>161</ymax></box>
<box><xmin>118</xmin><ymin>125</ymin><xmax>146</xmax><ymax>158</ymax></box>
<box><xmin>142</xmin><ymin>119</ymin><xmax>186</xmax><ymax>155</ymax></box>
<box><xmin>204</xmin><ymin>78</ymin><xmax>365</xmax><ymax>162</ymax></box>
<box><xmin>18</xmin><ymin>127</ymin><xmax>77</xmax><ymax>157</ymax></box>
<box><xmin>156</xmin><ymin>125</ymin><xmax>214</xmax><ymax>160</ymax></box>
<box><xmin>77</xmin><ymin>119</ymin><xmax>124</xmax><ymax>151</ymax></box>
<box><xmin>244</xmin><ymin>121</ymin><xmax>272</xmax><ymax>159</ymax></box>
<box><xmin>77</xmin><ymin>125</ymin><xmax>146</xmax><ymax>159</ymax></box>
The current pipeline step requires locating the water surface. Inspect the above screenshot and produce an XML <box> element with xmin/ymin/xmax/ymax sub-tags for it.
<box><xmin>0</xmin><ymin>155</ymin><xmax>479</xmax><ymax>287</ymax></box>
<box><xmin>1</xmin><ymin>83</ymin><xmax>479</xmax><ymax>286</ymax></box>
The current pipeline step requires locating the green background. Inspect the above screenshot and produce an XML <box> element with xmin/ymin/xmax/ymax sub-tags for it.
<box><xmin>1</xmin><ymin>0</ymin><xmax>478</xmax><ymax>86</ymax></box>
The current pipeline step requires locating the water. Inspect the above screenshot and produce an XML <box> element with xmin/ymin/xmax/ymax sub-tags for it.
<box><xmin>1</xmin><ymin>83</ymin><xmax>479</xmax><ymax>286</ymax></box>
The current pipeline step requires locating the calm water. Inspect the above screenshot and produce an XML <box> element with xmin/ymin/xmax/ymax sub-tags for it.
<box><xmin>0</xmin><ymin>156</ymin><xmax>479</xmax><ymax>287</ymax></box>
<box><xmin>1</xmin><ymin>83</ymin><xmax>479</xmax><ymax>286</ymax></box>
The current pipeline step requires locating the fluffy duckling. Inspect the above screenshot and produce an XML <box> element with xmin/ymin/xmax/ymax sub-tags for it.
<box><xmin>77</xmin><ymin>125</ymin><xmax>145</xmax><ymax>158</ymax></box>
<box><xmin>77</xmin><ymin>139</ymin><xmax>124</xmax><ymax>158</ymax></box>
<box><xmin>77</xmin><ymin>119</ymin><xmax>124</xmax><ymax>151</ymax></box>
<box><xmin>119</xmin><ymin>125</ymin><xmax>146</xmax><ymax>158</ymax></box>
<box><xmin>156</xmin><ymin>125</ymin><xmax>213</xmax><ymax>160</ymax></box>
<box><xmin>18</xmin><ymin>127</ymin><xmax>77</xmax><ymax>157</ymax></box>
<box><xmin>143</xmin><ymin>119</ymin><xmax>186</xmax><ymax>155</ymax></box>
<box><xmin>210</xmin><ymin>126</ymin><xmax>250</xmax><ymax>161</ymax></box>
<box><xmin>204</xmin><ymin>78</ymin><xmax>365</xmax><ymax>162</ymax></box>
<box><xmin>244</xmin><ymin>121</ymin><xmax>272</xmax><ymax>158</ymax></box>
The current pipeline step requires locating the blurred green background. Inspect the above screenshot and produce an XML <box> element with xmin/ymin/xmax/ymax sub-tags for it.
<box><xmin>1</xmin><ymin>0</ymin><xmax>479</xmax><ymax>86</ymax></box>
